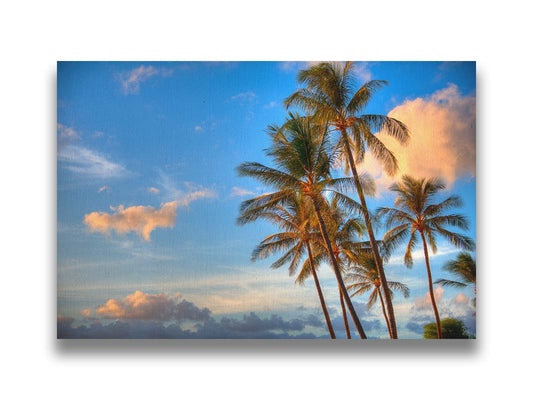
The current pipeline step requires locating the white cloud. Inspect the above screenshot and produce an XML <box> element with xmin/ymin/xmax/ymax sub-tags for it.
<box><xmin>414</xmin><ymin>285</ymin><xmax>444</xmax><ymax>309</ymax></box>
<box><xmin>98</xmin><ymin>185</ymin><xmax>109</xmax><ymax>193</ymax></box>
<box><xmin>147</xmin><ymin>187</ymin><xmax>160</xmax><ymax>194</ymax></box>
<box><xmin>84</xmin><ymin>201</ymin><xmax>178</xmax><ymax>241</ymax></box>
<box><xmin>194</xmin><ymin>125</ymin><xmax>203</xmax><ymax>132</ymax></box>
<box><xmin>58</xmin><ymin>144</ymin><xmax>129</xmax><ymax>179</ymax></box>
<box><xmin>230</xmin><ymin>91</ymin><xmax>256</xmax><ymax>102</ymax></box>
<box><xmin>119</xmin><ymin>65</ymin><xmax>173</xmax><ymax>94</ymax></box>
<box><xmin>157</xmin><ymin>171</ymin><xmax>217</xmax><ymax>205</ymax></box>
<box><xmin>230</xmin><ymin>186</ymin><xmax>256</xmax><ymax>197</ymax></box>
<box><xmin>360</xmin><ymin>84</ymin><xmax>476</xmax><ymax>191</ymax></box>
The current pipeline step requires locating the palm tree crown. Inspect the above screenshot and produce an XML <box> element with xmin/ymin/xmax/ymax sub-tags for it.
<box><xmin>435</xmin><ymin>252</ymin><xmax>476</xmax><ymax>293</ymax></box>
<box><xmin>285</xmin><ymin>61</ymin><xmax>409</xmax><ymax>175</ymax></box>
<box><xmin>379</xmin><ymin>175</ymin><xmax>475</xmax><ymax>265</ymax></box>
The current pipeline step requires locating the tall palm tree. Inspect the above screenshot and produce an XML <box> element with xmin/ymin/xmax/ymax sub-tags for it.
<box><xmin>237</xmin><ymin>113</ymin><xmax>373</xmax><ymax>339</ymax></box>
<box><xmin>285</xmin><ymin>61</ymin><xmax>409</xmax><ymax>338</ymax></box>
<box><xmin>378</xmin><ymin>175</ymin><xmax>475</xmax><ymax>339</ymax></box>
<box><xmin>345</xmin><ymin>253</ymin><xmax>410</xmax><ymax>337</ymax></box>
<box><xmin>435</xmin><ymin>252</ymin><xmax>476</xmax><ymax>308</ymax></box>
<box><xmin>296</xmin><ymin>197</ymin><xmax>369</xmax><ymax>339</ymax></box>
<box><xmin>237</xmin><ymin>194</ymin><xmax>336</xmax><ymax>338</ymax></box>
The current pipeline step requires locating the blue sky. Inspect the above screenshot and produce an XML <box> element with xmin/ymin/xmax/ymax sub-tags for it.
<box><xmin>57</xmin><ymin>61</ymin><xmax>476</xmax><ymax>339</ymax></box>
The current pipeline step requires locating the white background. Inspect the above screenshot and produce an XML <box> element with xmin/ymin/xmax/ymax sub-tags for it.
<box><xmin>1</xmin><ymin>1</ymin><xmax>531</xmax><ymax>398</ymax></box>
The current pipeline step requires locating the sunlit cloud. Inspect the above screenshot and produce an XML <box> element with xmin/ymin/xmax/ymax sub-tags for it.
<box><xmin>147</xmin><ymin>187</ymin><xmax>160</xmax><ymax>194</ymax></box>
<box><xmin>360</xmin><ymin>84</ymin><xmax>475</xmax><ymax>191</ymax></box>
<box><xmin>80</xmin><ymin>308</ymin><xmax>91</xmax><ymax>318</ymax></box>
<box><xmin>58</xmin><ymin>144</ymin><xmax>129</xmax><ymax>179</ymax></box>
<box><xmin>414</xmin><ymin>285</ymin><xmax>444</xmax><ymax>309</ymax></box>
<box><xmin>96</xmin><ymin>290</ymin><xmax>211</xmax><ymax>321</ymax></box>
<box><xmin>84</xmin><ymin>201</ymin><xmax>178</xmax><ymax>241</ymax></box>
<box><xmin>118</xmin><ymin>65</ymin><xmax>173</xmax><ymax>94</ymax></box>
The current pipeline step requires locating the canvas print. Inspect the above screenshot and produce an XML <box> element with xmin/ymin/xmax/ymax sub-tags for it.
<box><xmin>57</xmin><ymin>61</ymin><xmax>476</xmax><ymax>339</ymax></box>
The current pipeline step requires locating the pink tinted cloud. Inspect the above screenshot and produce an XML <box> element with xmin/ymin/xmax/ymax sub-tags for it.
<box><xmin>96</xmin><ymin>291</ymin><xmax>210</xmax><ymax>321</ymax></box>
<box><xmin>360</xmin><ymin>84</ymin><xmax>475</xmax><ymax>191</ymax></box>
<box><xmin>84</xmin><ymin>201</ymin><xmax>178</xmax><ymax>241</ymax></box>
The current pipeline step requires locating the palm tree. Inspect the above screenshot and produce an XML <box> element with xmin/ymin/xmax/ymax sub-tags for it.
<box><xmin>285</xmin><ymin>61</ymin><xmax>409</xmax><ymax>338</ymax></box>
<box><xmin>435</xmin><ymin>252</ymin><xmax>476</xmax><ymax>307</ymax></box>
<box><xmin>237</xmin><ymin>113</ymin><xmax>373</xmax><ymax>339</ymax></box>
<box><xmin>378</xmin><ymin>175</ymin><xmax>475</xmax><ymax>339</ymax></box>
<box><xmin>345</xmin><ymin>253</ymin><xmax>410</xmax><ymax>337</ymax></box>
<box><xmin>296</xmin><ymin>197</ymin><xmax>369</xmax><ymax>339</ymax></box>
<box><xmin>295</xmin><ymin>199</ymin><xmax>366</xmax><ymax>338</ymax></box>
<box><xmin>237</xmin><ymin>194</ymin><xmax>336</xmax><ymax>338</ymax></box>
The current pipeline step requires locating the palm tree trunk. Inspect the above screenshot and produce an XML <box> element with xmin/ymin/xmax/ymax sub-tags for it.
<box><xmin>377</xmin><ymin>286</ymin><xmax>392</xmax><ymax>337</ymax></box>
<box><xmin>341</xmin><ymin>131</ymin><xmax>398</xmax><ymax>339</ymax></box>
<box><xmin>339</xmin><ymin>285</ymin><xmax>352</xmax><ymax>339</ymax></box>
<box><xmin>310</xmin><ymin>195</ymin><xmax>367</xmax><ymax>339</ymax></box>
<box><xmin>420</xmin><ymin>231</ymin><xmax>442</xmax><ymax>339</ymax></box>
<box><xmin>305</xmin><ymin>240</ymin><xmax>336</xmax><ymax>339</ymax></box>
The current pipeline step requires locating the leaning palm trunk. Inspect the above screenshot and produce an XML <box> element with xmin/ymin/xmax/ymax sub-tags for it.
<box><xmin>377</xmin><ymin>287</ymin><xmax>392</xmax><ymax>338</ymax></box>
<box><xmin>305</xmin><ymin>240</ymin><xmax>336</xmax><ymax>339</ymax></box>
<box><xmin>341</xmin><ymin>131</ymin><xmax>398</xmax><ymax>339</ymax></box>
<box><xmin>339</xmin><ymin>285</ymin><xmax>352</xmax><ymax>339</ymax></box>
<box><xmin>420</xmin><ymin>232</ymin><xmax>442</xmax><ymax>339</ymax></box>
<box><xmin>310</xmin><ymin>195</ymin><xmax>367</xmax><ymax>339</ymax></box>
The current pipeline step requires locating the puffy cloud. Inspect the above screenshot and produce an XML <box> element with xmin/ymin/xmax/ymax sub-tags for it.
<box><xmin>96</xmin><ymin>291</ymin><xmax>211</xmax><ymax>322</ymax></box>
<box><xmin>84</xmin><ymin>201</ymin><xmax>178</xmax><ymax>241</ymax></box>
<box><xmin>414</xmin><ymin>286</ymin><xmax>444</xmax><ymax>310</ymax></box>
<box><xmin>360</xmin><ymin>84</ymin><xmax>475</xmax><ymax>190</ymax></box>
<box><xmin>454</xmin><ymin>293</ymin><xmax>469</xmax><ymax>304</ymax></box>
<box><xmin>58</xmin><ymin>144</ymin><xmax>129</xmax><ymax>179</ymax></box>
<box><xmin>230</xmin><ymin>186</ymin><xmax>256</xmax><ymax>197</ymax></box>
<box><xmin>80</xmin><ymin>308</ymin><xmax>91</xmax><ymax>318</ymax></box>
<box><xmin>147</xmin><ymin>187</ymin><xmax>160</xmax><ymax>194</ymax></box>
<box><xmin>119</xmin><ymin>65</ymin><xmax>173</xmax><ymax>94</ymax></box>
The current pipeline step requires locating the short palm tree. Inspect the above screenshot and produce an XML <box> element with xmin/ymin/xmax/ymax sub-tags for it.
<box><xmin>238</xmin><ymin>194</ymin><xmax>336</xmax><ymax>338</ymax></box>
<box><xmin>285</xmin><ymin>61</ymin><xmax>409</xmax><ymax>338</ymax></box>
<box><xmin>237</xmin><ymin>113</ymin><xmax>372</xmax><ymax>339</ymax></box>
<box><xmin>435</xmin><ymin>252</ymin><xmax>476</xmax><ymax>307</ymax></box>
<box><xmin>345</xmin><ymin>253</ymin><xmax>410</xmax><ymax>337</ymax></box>
<box><xmin>378</xmin><ymin>175</ymin><xmax>475</xmax><ymax>339</ymax></box>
